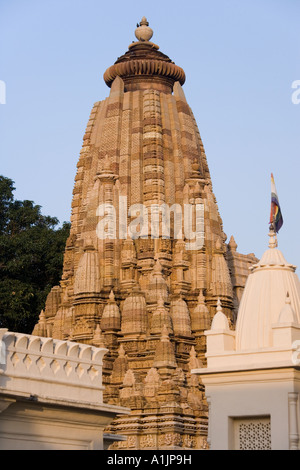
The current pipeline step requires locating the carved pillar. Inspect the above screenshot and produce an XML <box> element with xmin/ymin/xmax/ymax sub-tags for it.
<box><xmin>288</xmin><ymin>392</ymin><xmax>299</xmax><ymax>450</ymax></box>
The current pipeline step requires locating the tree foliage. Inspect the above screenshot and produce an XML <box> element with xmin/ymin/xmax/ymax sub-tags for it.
<box><xmin>0</xmin><ymin>176</ymin><xmax>70</xmax><ymax>333</ymax></box>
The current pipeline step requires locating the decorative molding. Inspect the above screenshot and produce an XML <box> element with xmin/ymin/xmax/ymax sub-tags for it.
<box><xmin>0</xmin><ymin>331</ymin><xmax>108</xmax><ymax>406</ymax></box>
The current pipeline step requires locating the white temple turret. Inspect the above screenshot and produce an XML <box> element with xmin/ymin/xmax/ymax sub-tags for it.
<box><xmin>192</xmin><ymin>228</ymin><xmax>300</xmax><ymax>450</ymax></box>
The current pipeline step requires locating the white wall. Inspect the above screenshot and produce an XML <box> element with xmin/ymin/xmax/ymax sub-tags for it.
<box><xmin>203</xmin><ymin>369</ymin><xmax>300</xmax><ymax>450</ymax></box>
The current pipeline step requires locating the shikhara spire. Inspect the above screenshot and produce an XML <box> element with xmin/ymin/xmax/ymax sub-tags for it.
<box><xmin>32</xmin><ymin>18</ymin><xmax>258</xmax><ymax>450</ymax></box>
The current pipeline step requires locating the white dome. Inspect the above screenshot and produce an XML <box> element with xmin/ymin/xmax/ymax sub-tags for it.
<box><xmin>235</xmin><ymin>233</ymin><xmax>300</xmax><ymax>350</ymax></box>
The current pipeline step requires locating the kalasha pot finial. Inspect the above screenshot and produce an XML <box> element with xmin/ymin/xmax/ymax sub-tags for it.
<box><xmin>135</xmin><ymin>17</ymin><xmax>153</xmax><ymax>42</ymax></box>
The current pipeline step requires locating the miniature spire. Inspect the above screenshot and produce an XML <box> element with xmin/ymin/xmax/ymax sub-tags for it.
<box><xmin>278</xmin><ymin>291</ymin><xmax>297</xmax><ymax>323</ymax></box>
<box><xmin>170</xmin><ymin>295</ymin><xmax>192</xmax><ymax>337</ymax></box>
<box><xmin>198</xmin><ymin>289</ymin><xmax>205</xmax><ymax>304</ymax></box>
<box><xmin>39</xmin><ymin>309</ymin><xmax>46</xmax><ymax>322</ymax></box>
<box><xmin>109</xmin><ymin>289</ymin><xmax>115</xmax><ymax>302</ymax></box>
<box><xmin>161</xmin><ymin>324</ymin><xmax>170</xmax><ymax>342</ymax></box>
<box><xmin>211</xmin><ymin>298</ymin><xmax>230</xmax><ymax>331</ymax></box>
<box><xmin>150</xmin><ymin>293</ymin><xmax>173</xmax><ymax>335</ymax></box>
<box><xmin>118</xmin><ymin>344</ymin><xmax>126</xmax><ymax>358</ymax></box>
<box><xmin>228</xmin><ymin>235</ymin><xmax>238</xmax><ymax>252</ymax></box>
<box><xmin>121</xmin><ymin>290</ymin><xmax>147</xmax><ymax>335</ymax></box>
<box><xmin>147</xmin><ymin>257</ymin><xmax>169</xmax><ymax>304</ymax></box>
<box><xmin>93</xmin><ymin>324</ymin><xmax>106</xmax><ymax>348</ymax></box>
<box><xmin>101</xmin><ymin>290</ymin><xmax>121</xmax><ymax>332</ymax></box>
<box><xmin>153</xmin><ymin>324</ymin><xmax>177</xmax><ymax>371</ymax></box>
<box><xmin>110</xmin><ymin>344</ymin><xmax>128</xmax><ymax>385</ymax></box>
<box><xmin>188</xmin><ymin>346</ymin><xmax>203</xmax><ymax>370</ymax></box>
<box><xmin>191</xmin><ymin>289</ymin><xmax>210</xmax><ymax>332</ymax></box>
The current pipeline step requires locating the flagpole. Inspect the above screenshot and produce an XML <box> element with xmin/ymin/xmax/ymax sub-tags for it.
<box><xmin>269</xmin><ymin>172</ymin><xmax>283</xmax><ymax>248</ymax></box>
<box><xmin>269</xmin><ymin>173</ymin><xmax>276</xmax><ymax>246</ymax></box>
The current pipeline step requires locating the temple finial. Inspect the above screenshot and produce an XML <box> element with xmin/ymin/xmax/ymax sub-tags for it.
<box><xmin>109</xmin><ymin>289</ymin><xmax>115</xmax><ymax>302</ymax></box>
<box><xmin>135</xmin><ymin>17</ymin><xmax>153</xmax><ymax>42</ymax></box>
<box><xmin>228</xmin><ymin>235</ymin><xmax>238</xmax><ymax>252</ymax></box>
<box><xmin>268</xmin><ymin>223</ymin><xmax>278</xmax><ymax>249</ymax></box>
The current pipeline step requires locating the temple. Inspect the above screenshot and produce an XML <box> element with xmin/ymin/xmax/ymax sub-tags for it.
<box><xmin>32</xmin><ymin>18</ymin><xmax>257</xmax><ymax>450</ymax></box>
<box><xmin>192</xmin><ymin>229</ymin><xmax>300</xmax><ymax>450</ymax></box>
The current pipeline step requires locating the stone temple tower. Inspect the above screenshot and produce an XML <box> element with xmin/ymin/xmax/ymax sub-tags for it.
<box><xmin>33</xmin><ymin>18</ymin><xmax>257</xmax><ymax>449</ymax></box>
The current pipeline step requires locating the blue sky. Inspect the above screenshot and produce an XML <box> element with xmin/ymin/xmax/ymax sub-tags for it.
<box><xmin>0</xmin><ymin>0</ymin><xmax>299</xmax><ymax>270</ymax></box>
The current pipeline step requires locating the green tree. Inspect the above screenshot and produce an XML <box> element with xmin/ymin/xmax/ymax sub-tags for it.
<box><xmin>0</xmin><ymin>176</ymin><xmax>70</xmax><ymax>333</ymax></box>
